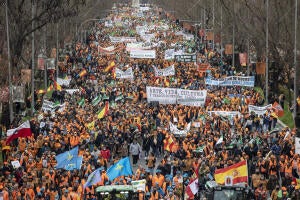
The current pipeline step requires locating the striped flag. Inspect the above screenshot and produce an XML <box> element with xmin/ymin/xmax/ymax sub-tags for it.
<box><xmin>163</xmin><ymin>135</ymin><xmax>174</xmax><ymax>152</ymax></box>
<box><xmin>78</xmin><ymin>98</ymin><xmax>85</xmax><ymax>106</ymax></box>
<box><xmin>97</xmin><ymin>102</ymin><xmax>109</xmax><ymax>119</ymax></box>
<box><xmin>186</xmin><ymin>178</ymin><xmax>199</xmax><ymax>199</ymax></box>
<box><xmin>104</xmin><ymin>61</ymin><xmax>115</xmax><ymax>72</ymax></box>
<box><xmin>47</xmin><ymin>85</ymin><xmax>54</xmax><ymax>92</ymax></box>
<box><xmin>92</xmin><ymin>95</ymin><xmax>102</xmax><ymax>106</ymax></box>
<box><xmin>54</xmin><ymin>81</ymin><xmax>62</xmax><ymax>91</ymax></box>
<box><xmin>79</xmin><ymin>69</ymin><xmax>88</xmax><ymax>77</ymax></box>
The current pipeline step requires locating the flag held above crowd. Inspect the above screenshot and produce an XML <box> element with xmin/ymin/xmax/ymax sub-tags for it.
<box><xmin>214</xmin><ymin>160</ymin><xmax>248</xmax><ymax>185</ymax></box>
<box><xmin>107</xmin><ymin>157</ymin><xmax>132</xmax><ymax>181</ymax></box>
<box><xmin>84</xmin><ymin>167</ymin><xmax>104</xmax><ymax>189</ymax></box>
<box><xmin>6</xmin><ymin>120</ymin><xmax>32</xmax><ymax>144</ymax></box>
<box><xmin>55</xmin><ymin>146</ymin><xmax>82</xmax><ymax>170</ymax></box>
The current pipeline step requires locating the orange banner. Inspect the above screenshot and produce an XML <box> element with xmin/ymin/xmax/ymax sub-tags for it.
<box><xmin>239</xmin><ymin>53</ymin><xmax>247</xmax><ymax>67</ymax></box>
<box><xmin>225</xmin><ymin>44</ymin><xmax>233</xmax><ymax>55</ymax></box>
<box><xmin>256</xmin><ymin>62</ymin><xmax>266</xmax><ymax>75</ymax></box>
<box><xmin>206</xmin><ymin>32</ymin><xmax>214</xmax><ymax>41</ymax></box>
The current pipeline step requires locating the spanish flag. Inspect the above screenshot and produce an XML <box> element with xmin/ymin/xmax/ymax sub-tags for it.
<box><xmin>104</xmin><ymin>61</ymin><xmax>115</xmax><ymax>72</ymax></box>
<box><xmin>54</xmin><ymin>81</ymin><xmax>62</xmax><ymax>91</ymax></box>
<box><xmin>79</xmin><ymin>69</ymin><xmax>88</xmax><ymax>77</ymax></box>
<box><xmin>47</xmin><ymin>85</ymin><xmax>54</xmax><ymax>92</ymax></box>
<box><xmin>97</xmin><ymin>102</ymin><xmax>109</xmax><ymax>119</ymax></box>
<box><xmin>164</xmin><ymin>135</ymin><xmax>175</xmax><ymax>152</ymax></box>
<box><xmin>214</xmin><ymin>160</ymin><xmax>248</xmax><ymax>185</ymax></box>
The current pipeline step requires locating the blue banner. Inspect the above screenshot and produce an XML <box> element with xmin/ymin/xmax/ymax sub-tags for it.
<box><xmin>205</xmin><ymin>76</ymin><xmax>255</xmax><ymax>87</ymax></box>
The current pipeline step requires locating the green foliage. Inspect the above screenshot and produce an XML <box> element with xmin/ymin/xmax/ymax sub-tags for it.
<box><xmin>279</xmin><ymin>101</ymin><xmax>295</xmax><ymax>128</ymax></box>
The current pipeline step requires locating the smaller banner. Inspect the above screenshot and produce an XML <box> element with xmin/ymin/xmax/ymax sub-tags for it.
<box><xmin>206</xmin><ymin>32</ymin><xmax>214</xmax><ymax>40</ymax></box>
<box><xmin>110</xmin><ymin>36</ymin><xmax>136</xmax><ymax>43</ymax></box>
<box><xmin>130</xmin><ymin>50</ymin><xmax>156</xmax><ymax>59</ymax></box>
<box><xmin>126</xmin><ymin>43</ymin><xmax>146</xmax><ymax>51</ymax></box>
<box><xmin>169</xmin><ymin>122</ymin><xmax>191</xmax><ymax>137</ymax></box>
<box><xmin>205</xmin><ymin>76</ymin><xmax>255</xmax><ymax>87</ymax></box>
<box><xmin>42</xmin><ymin>100</ymin><xmax>55</xmax><ymax>112</ymax></box>
<box><xmin>175</xmin><ymin>54</ymin><xmax>197</xmax><ymax>62</ymax></box>
<box><xmin>21</xmin><ymin>69</ymin><xmax>31</xmax><ymax>84</ymax></box>
<box><xmin>98</xmin><ymin>46</ymin><xmax>115</xmax><ymax>54</ymax></box>
<box><xmin>225</xmin><ymin>44</ymin><xmax>233</xmax><ymax>55</ymax></box>
<box><xmin>57</xmin><ymin>77</ymin><xmax>71</xmax><ymax>87</ymax></box>
<box><xmin>208</xmin><ymin>111</ymin><xmax>241</xmax><ymax>119</ymax></box>
<box><xmin>115</xmin><ymin>68</ymin><xmax>134</xmax><ymax>79</ymax></box>
<box><xmin>239</xmin><ymin>53</ymin><xmax>247</xmax><ymax>66</ymax></box>
<box><xmin>256</xmin><ymin>62</ymin><xmax>266</xmax><ymax>75</ymax></box>
<box><xmin>65</xmin><ymin>89</ymin><xmax>79</xmax><ymax>95</ymax></box>
<box><xmin>12</xmin><ymin>86</ymin><xmax>24</xmax><ymax>103</ymax></box>
<box><xmin>153</xmin><ymin>65</ymin><xmax>175</xmax><ymax>77</ymax></box>
<box><xmin>37</xmin><ymin>57</ymin><xmax>45</xmax><ymax>70</ymax></box>
<box><xmin>248</xmin><ymin>104</ymin><xmax>272</xmax><ymax>116</ymax></box>
<box><xmin>131</xmin><ymin>179</ymin><xmax>146</xmax><ymax>192</ymax></box>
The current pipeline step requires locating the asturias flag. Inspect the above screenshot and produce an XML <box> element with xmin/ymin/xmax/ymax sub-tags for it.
<box><xmin>214</xmin><ymin>160</ymin><xmax>248</xmax><ymax>185</ymax></box>
<box><xmin>55</xmin><ymin>146</ymin><xmax>82</xmax><ymax>170</ymax></box>
<box><xmin>6</xmin><ymin>121</ymin><xmax>32</xmax><ymax>144</ymax></box>
<box><xmin>84</xmin><ymin>167</ymin><xmax>103</xmax><ymax>189</ymax></box>
<box><xmin>107</xmin><ymin>157</ymin><xmax>132</xmax><ymax>181</ymax></box>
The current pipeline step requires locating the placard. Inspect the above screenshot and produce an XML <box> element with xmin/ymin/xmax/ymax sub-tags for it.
<box><xmin>205</xmin><ymin>76</ymin><xmax>255</xmax><ymax>87</ymax></box>
<box><xmin>153</xmin><ymin>65</ymin><xmax>175</xmax><ymax>77</ymax></box>
<box><xmin>177</xmin><ymin>89</ymin><xmax>207</xmax><ymax>106</ymax></box>
<box><xmin>175</xmin><ymin>54</ymin><xmax>196</xmax><ymax>62</ymax></box>
<box><xmin>130</xmin><ymin>50</ymin><xmax>156</xmax><ymax>59</ymax></box>
<box><xmin>248</xmin><ymin>104</ymin><xmax>272</xmax><ymax>116</ymax></box>
<box><xmin>146</xmin><ymin>86</ymin><xmax>177</xmax><ymax>104</ymax></box>
<box><xmin>115</xmin><ymin>68</ymin><xmax>134</xmax><ymax>79</ymax></box>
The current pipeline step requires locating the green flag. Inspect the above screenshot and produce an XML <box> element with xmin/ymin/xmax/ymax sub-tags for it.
<box><xmin>92</xmin><ymin>95</ymin><xmax>102</xmax><ymax>106</ymax></box>
<box><xmin>115</xmin><ymin>95</ymin><xmax>124</xmax><ymax>102</ymax></box>
<box><xmin>78</xmin><ymin>98</ymin><xmax>85</xmax><ymax>106</ymax></box>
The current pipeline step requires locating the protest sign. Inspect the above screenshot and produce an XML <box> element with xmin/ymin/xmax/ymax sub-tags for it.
<box><xmin>65</xmin><ymin>89</ymin><xmax>80</xmax><ymax>95</ymax></box>
<box><xmin>57</xmin><ymin>77</ymin><xmax>71</xmax><ymax>86</ymax></box>
<box><xmin>131</xmin><ymin>179</ymin><xmax>146</xmax><ymax>192</ymax></box>
<box><xmin>153</xmin><ymin>65</ymin><xmax>175</xmax><ymax>77</ymax></box>
<box><xmin>248</xmin><ymin>104</ymin><xmax>272</xmax><ymax>116</ymax></box>
<box><xmin>205</xmin><ymin>76</ymin><xmax>255</xmax><ymax>87</ymax></box>
<box><xmin>115</xmin><ymin>68</ymin><xmax>134</xmax><ymax>79</ymax></box>
<box><xmin>177</xmin><ymin>89</ymin><xmax>207</xmax><ymax>106</ymax></box>
<box><xmin>130</xmin><ymin>50</ymin><xmax>156</xmax><ymax>59</ymax></box>
<box><xmin>175</xmin><ymin>54</ymin><xmax>197</xmax><ymax>62</ymax></box>
<box><xmin>169</xmin><ymin>122</ymin><xmax>191</xmax><ymax>137</ymax></box>
<box><xmin>146</xmin><ymin>86</ymin><xmax>177</xmax><ymax>104</ymax></box>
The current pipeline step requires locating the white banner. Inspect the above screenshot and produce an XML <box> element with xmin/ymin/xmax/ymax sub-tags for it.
<box><xmin>42</xmin><ymin>100</ymin><xmax>55</xmax><ymax>112</ymax></box>
<box><xmin>141</xmin><ymin>33</ymin><xmax>155</xmax><ymax>43</ymax></box>
<box><xmin>115</xmin><ymin>68</ymin><xmax>134</xmax><ymax>79</ymax></box>
<box><xmin>153</xmin><ymin>65</ymin><xmax>175</xmax><ymax>77</ymax></box>
<box><xmin>65</xmin><ymin>89</ymin><xmax>80</xmax><ymax>95</ymax></box>
<box><xmin>146</xmin><ymin>86</ymin><xmax>207</xmax><ymax>106</ymax></box>
<box><xmin>248</xmin><ymin>104</ymin><xmax>272</xmax><ymax>116</ymax></box>
<box><xmin>110</xmin><ymin>36</ymin><xmax>136</xmax><ymax>43</ymax></box>
<box><xmin>146</xmin><ymin>86</ymin><xmax>177</xmax><ymax>104</ymax></box>
<box><xmin>126</xmin><ymin>43</ymin><xmax>148</xmax><ymax>51</ymax></box>
<box><xmin>295</xmin><ymin>137</ymin><xmax>300</xmax><ymax>155</ymax></box>
<box><xmin>205</xmin><ymin>76</ymin><xmax>255</xmax><ymax>87</ymax></box>
<box><xmin>177</xmin><ymin>89</ymin><xmax>207</xmax><ymax>106</ymax></box>
<box><xmin>57</xmin><ymin>77</ymin><xmax>71</xmax><ymax>87</ymax></box>
<box><xmin>164</xmin><ymin>49</ymin><xmax>175</xmax><ymax>60</ymax></box>
<box><xmin>208</xmin><ymin>111</ymin><xmax>241</xmax><ymax>119</ymax></box>
<box><xmin>132</xmin><ymin>179</ymin><xmax>146</xmax><ymax>192</ymax></box>
<box><xmin>169</xmin><ymin>122</ymin><xmax>191</xmax><ymax>137</ymax></box>
<box><xmin>98</xmin><ymin>45</ymin><xmax>115</xmax><ymax>54</ymax></box>
<box><xmin>130</xmin><ymin>50</ymin><xmax>156</xmax><ymax>59</ymax></box>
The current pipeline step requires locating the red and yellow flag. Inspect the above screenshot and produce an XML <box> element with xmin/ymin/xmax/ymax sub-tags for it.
<box><xmin>47</xmin><ymin>85</ymin><xmax>54</xmax><ymax>92</ymax></box>
<box><xmin>97</xmin><ymin>102</ymin><xmax>109</xmax><ymax>119</ymax></box>
<box><xmin>54</xmin><ymin>81</ymin><xmax>62</xmax><ymax>91</ymax></box>
<box><xmin>214</xmin><ymin>160</ymin><xmax>248</xmax><ymax>185</ymax></box>
<box><xmin>164</xmin><ymin>135</ymin><xmax>175</xmax><ymax>152</ymax></box>
<box><xmin>79</xmin><ymin>69</ymin><xmax>88</xmax><ymax>77</ymax></box>
<box><xmin>104</xmin><ymin>61</ymin><xmax>115</xmax><ymax>72</ymax></box>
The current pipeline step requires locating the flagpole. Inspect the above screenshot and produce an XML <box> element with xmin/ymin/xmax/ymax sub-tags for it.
<box><xmin>5</xmin><ymin>0</ymin><xmax>14</xmax><ymax>123</ymax></box>
<box><xmin>31</xmin><ymin>0</ymin><xmax>35</xmax><ymax>116</ymax></box>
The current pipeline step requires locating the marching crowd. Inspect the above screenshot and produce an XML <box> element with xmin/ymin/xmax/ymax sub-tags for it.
<box><xmin>0</xmin><ymin>4</ymin><xmax>299</xmax><ymax>200</ymax></box>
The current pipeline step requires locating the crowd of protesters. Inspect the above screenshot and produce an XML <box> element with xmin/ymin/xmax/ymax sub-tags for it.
<box><xmin>0</xmin><ymin>4</ymin><xmax>299</xmax><ymax>200</ymax></box>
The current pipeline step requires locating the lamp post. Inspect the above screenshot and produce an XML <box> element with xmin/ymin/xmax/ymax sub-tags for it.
<box><xmin>31</xmin><ymin>0</ymin><xmax>36</xmax><ymax>116</ymax></box>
